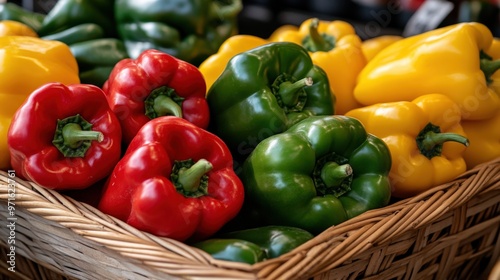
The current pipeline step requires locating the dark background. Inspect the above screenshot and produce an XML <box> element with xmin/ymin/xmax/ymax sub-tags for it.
<box><xmin>6</xmin><ymin>0</ymin><xmax>500</xmax><ymax>39</ymax></box>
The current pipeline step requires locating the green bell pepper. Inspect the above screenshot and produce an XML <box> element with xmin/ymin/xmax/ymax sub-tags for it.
<box><xmin>0</xmin><ymin>3</ymin><xmax>45</xmax><ymax>32</ymax></box>
<box><xmin>70</xmin><ymin>38</ymin><xmax>129</xmax><ymax>87</ymax></box>
<box><xmin>41</xmin><ymin>23</ymin><xmax>105</xmax><ymax>45</ymax></box>
<box><xmin>115</xmin><ymin>0</ymin><xmax>242</xmax><ymax>65</ymax></box>
<box><xmin>192</xmin><ymin>226</ymin><xmax>314</xmax><ymax>264</ymax></box>
<box><xmin>37</xmin><ymin>0</ymin><xmax>116</xmax><ymax>38</ymax></box>
<box><xmin>192</xmin><ymin>239</ymin><xmax>266</xmax><ymax>264</ymax></box>
<box><xmin>207</xmin><ymin>42</ymin><xmax>335</xmax><ymax>164</ymax></box>
<box><xmin>240</xmin><ymin>115</ymin><xmax>392</xmax><ymax>235</ymax></box>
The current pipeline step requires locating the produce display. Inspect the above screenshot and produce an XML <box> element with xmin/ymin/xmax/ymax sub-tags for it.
<box><xmin>1</xmin><ymin>0</ymin><xmax>499</xmax><ymax>268</ymax></box>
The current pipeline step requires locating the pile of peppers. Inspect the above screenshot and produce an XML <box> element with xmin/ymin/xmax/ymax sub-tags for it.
<box><xmin>2</xmin><ymin>1</ymin><xmax>500</xmax><ymax>265</ymax></box>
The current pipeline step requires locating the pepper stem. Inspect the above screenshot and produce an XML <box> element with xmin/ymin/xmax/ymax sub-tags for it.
<box><xmin>52</xmin><ymin>114</ymin><xmax>103</xmax><ymax>158</ymax></box>
<box><xmin>480</xmin><ymin>57</ymin><xmax>500</xmax><ymax>84</ymax></box>
<box><xmin>177</xmin><ymin>159</ymin><xmax>213</xmax><ymax>193</ymax></box>
<box><xmin>153</xmin><ymin>95</ymin><xmax>183</xmax><ymax>118</ymax></box>
<box><xmin>312</xmin><ymin>153</ymin><xmax>353</xmax><ymax>197</ymax></box>
<box><xmin>144</xmin><ymin>86</ymin><xmax>184</xmax><ymax>120</ymax></box>
<box><xmin>278</xmin><ymin>77</ymin><xmax>313</xmax><ymax>107</ymax></box>
<box><xmin>62</xmin><ymin>123</ymin><xmax>104</xmax><ymax>148</ymax></box>
<box><xmin>209</xmin><ymin>0</ymin><xmax>243</xmax><ymax>20</ymax></box>
<box><xmin>417</xmin><ymin>123</ymin><xmax>469</xmax><ymax>159</ymax></box>
<box><xmin>320</xmin><ymin>162</ymin><xmax>353</xmax><ymax>188</ymax></box>
<box><xmin>302</xmin><ymin>18</ymin><xmax>336</xmax><ymax>52</ymax></box>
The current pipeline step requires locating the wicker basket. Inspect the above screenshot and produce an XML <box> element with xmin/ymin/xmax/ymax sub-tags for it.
<box><xmin>0</xmin><ymin>157</ymin><xmax>499</xmax><ymax>280</ymax></box>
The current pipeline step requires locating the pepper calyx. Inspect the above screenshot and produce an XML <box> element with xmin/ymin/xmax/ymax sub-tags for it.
<box><xmin>313</xmin><ymin>153</ymin><xmax>353</xmax><ymax>197</ymax></box>
<box><xmin>171</xmin><ymin>158</ymin><xmax>212</xmax><ymax>198</ymax></box>
<box><xmin>144</xmin><ymin>86</ymin><xmax>184</xmax><ymax>119</ymax></box>
<box><xmin>302</xmin><ymin>18</ymin><xmax>336</xmax><ymax>52</ymax></box>
<box><xmin>272</xmin><ymin>73</ymin><xmax>310</xmax><ymax>113</ymax></box>
<box><xmin>480</xmin><ymin>50</ymin><xmax>500</xmax><ymax>85</ymax></box>
<box><xmin>52</xmin><ymin>114</ymin><xmax>103</xmax><ymax>158</ymax></box>
<box><xmin>416</xmin><ymin>122</ymin><xmax>469</xmax><ymax>159</ymax></box>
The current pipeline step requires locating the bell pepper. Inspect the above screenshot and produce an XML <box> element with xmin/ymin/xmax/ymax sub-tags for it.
<box><xmin>104</xmin><ymin>49</ymin><xmax>209</xmax><ymax>145</ymax></box>
<box><xmin>192</xmin><ymin>239</ymin><xmax>265</xmax><ymax>264</ymax></box>
<box><xmin>0</xmin><ymin>36</ymin><xmax>80</xmax><ymax>170</ymax></box>
<box><xmin>0</xmin><ymin>3</ymin><xmax>45</xmax><ymax>32</ymax></box>
<box><xmin>462</xmin><ymin>38</ymin><xmax>500</xmax><ymax>169</ymax></box>
<box><xmin>70</xmin><ymin>38</ymin><xmax>129</xmax><ymax>87</ymax></box>
<box><xmin>240</xmin><ymin>115</ymin><xmax>392</xmax><ymax>235</ymax></box>
<box><xmin>361</xmin><ymin>35</ymin><xmax>403</xmax><ymax>62</ymax></box>
<box><xmin>354</xmin><ymin>22</ymin><xmax>500</xmax><ymax>121</ymax></box>
<box><xmin>115</xmin><ymin>0</ymin><xmax>242</xmax><ymax>66</ymax></box>
<box><xmin>207</xmin><ymin>42</ymin><xmax>335</xmax><ymax>163</ymax></box>
<box><xmin>8</xmin><ymin>82</ymin><xmax>122</xmax><ymax>190</ymax></box>
<box><xmin>192</xmin><ymin>226</ymin><xmax>314</xmax><ymax>264</ymax></box>
<box><xmin>39</xmin><ymin>23</ymin><xmax>128</xmax><ymax>87</ymax></box>
<box><xmin>346</xmin><ymin>94</ymin><xmax>469</xmax><ymax>199</ymax></box>
<box><xmin>269</xmin><ymin>18</ymin><xmax>366</xmax><ymax>115</ymax></box>
<box><xmin>37</xmin><ymin>0</ymin><xmax>116</xmax><ymax>38</ymax></box>
<box><xmin>98</xmin><ymin>116</ymin><xmax>245</xmax><ymax>241</ymax></box>
<box><xmin>41</xmin><ymin>23</ymin><xmax>105</xmax><ymax>45</ymax></box>
<box><xmin>0</xmin><ymin>20</ymin><xmax>38</xmax><ymax>37</ymax></box>
<box><xmin>198</xmin><ymin>34</ymin><xmax>269</xmax><ymax>92</ymax></box>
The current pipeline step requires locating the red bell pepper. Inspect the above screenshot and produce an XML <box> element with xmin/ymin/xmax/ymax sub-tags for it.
<box><xmin>103</xmin><ymin>48</ymin><xmax>210</xmax><ymax>145</ymax></box>
<box><xmin>98</xmin><ymin>116</ymin><xmax>244</xmax><ymax>242</ymax></box>
<box><xmin>8</xmin><ymin>82</ymin><xmax>122</xmax><ymax>190</ymax></box>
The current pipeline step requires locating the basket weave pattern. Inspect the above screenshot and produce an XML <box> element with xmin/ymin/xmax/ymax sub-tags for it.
<box><xmin>1</xmin><ymin>158</ymin><xmax>499</xmax><ymax>279</ymax></box>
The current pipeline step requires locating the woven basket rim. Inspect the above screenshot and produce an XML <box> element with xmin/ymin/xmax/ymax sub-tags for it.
<box><xmin>1</xmin><ymin>157</ymin><xmax>499</xmax><ymax>279</ymax></box>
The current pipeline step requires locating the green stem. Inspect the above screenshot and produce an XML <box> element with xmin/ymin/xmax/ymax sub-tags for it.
<box><xmin>480</xmin><ymin>57</ymin><xmax>500</xmax><ymax>84</ymax></box>
<box><xmin>62</xmin><ymin>123</ymin><xmax>104</xmax><ymax>148</ymax></box>
<box><xmin>177</xmin><ymin>159</ymin><xmax>213</xmax><ymax>193</ymax></box>
<box><xmin>320</xmin><ymin>162</ymin><xmax>353</xmax><ymax>189</ymax></box>
<box><xmin>417</xmin><ymin>123</ymin><xmax>469</xmax><ymax>159</ymax></box>
<box><xmin>420</xmin><ymin>132</ymin><xmax>469</xmax><ymax>151</ymax></box>
<box><xmin>209</xmin><ymin>0</ymin><xmax>243</xmax><ymax>20</ymax></box>
<box><xmin>52</xmin><ymin>114</ymin><xmax>103</xmax><ymax>158</ymax></box>
<box><xmin>278</xmin><ymin>77</ymin><xmax>313</xmax><ymax>107</ymax></box>
<box><xmin>153</xmin><ymin>95</ymin><xmax>183</xmax><ymax>118</ymax></box>
<box><xmin>302</xmin><ymin>18</ymin><xmax>335</xmax><ymax>52</ymax></box>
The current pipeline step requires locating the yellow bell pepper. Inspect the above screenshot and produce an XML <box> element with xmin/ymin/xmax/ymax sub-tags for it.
<box><xmin>461</xmin><ymin>38</ymin><xmax>500</xmax><ymax>169</ymax></box>
<box><xmin>354</xmin><ymin>22</ymin><xmax>500</xmax><ymax>121</ymax></box>
<box><xmin>346</xmin><ymin>94</ymin><xmax>469</xmax><ymax>199</ymax></box>
<box><xmin>0</xmin><ymin>20</ymin><xmax>38</xmax><ymax>37</ymax></box>
<box><xmin>198</xmin><ymin>35</ymin><xmax>269</xmax><ymax>92</ymax></box>
<box><xmin>0</xmin><ymin>36</ymin><xmax>80</xmax><ymax>169</ymax></box>
<box><xmin>269</xmin><ymin>18</ymin><xmax>367</xmax><ymax>115</ymax></box>
<box><xmin>361</xmin><ymin>35</ymin><xmax>403</xmax><ymax>62</ymax></box>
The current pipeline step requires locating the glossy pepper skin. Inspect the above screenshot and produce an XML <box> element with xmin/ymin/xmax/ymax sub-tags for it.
<box><xmin>8</xmin><ymin>83</ymin><xmax>122</xmax><ymax>190</ymax></box>
<box><xmin>361</xmin><ymin>35</ymin><xmax>403</xmax><ymax>62</ymax></box>
<box><xmin>37</xmin><ymin>0</ymin><xmax>116</xmax><ymax>38</ymax></box>
<box><xmin>462</xmin><ymin>38</ymin><xmax>500</xmax><ymax>169</ymax></box>
<box><xmin>0</xmin><ymin>3</ymin><xmax>45</xmax><ymax>32</ymax></box>
<box><xmin>346</xmin><ymin>94</ymin><xmax>469</xmax><ymax>199</ymax></box>
<box><xmin>115</xmin><ymin>0</ymin><xmax>242</xmax><ymax>66</ymax></box>
<box><xmin>354</xmin><ymin>22</ymin><xmax>500</xmax><ymax>121</ymax></box>
<box><xmin>269</xmin><ymin>18</ymin><xmax>366</xmax><ymax>115</ymax></box>
<box><xmin>98</xmin><ymin>116</ymin><xmax>245</xmax><ymax>242</ymax></box>
<box><xmin>240</xmin><ymin>115</ymin><xmax>392</xmax><ymax>235</ymax></box>
<box><xmin>40</xmin><ymin>23</ymin><xmax>128</xmax><ymax>87</ymax></box>
<box><xmin>207</xmin><ymin>42</ymin><xmax>335</xmax><ymax>162</ymax></box>
<box><xmin>198</xmin><ymin>34</ymin><xmax>268</xmax><ymax>92</ymax></box>
<box><xmin>192</xmin><ymin>239</ymin><xmax>265</xmax><ymax>264</ymax></box>
<box><xmin>103</xmin><ymin>49</ymin><xmax>209</xmax><ymax>145</ymax></box>
<box><xmin>70</xmin><ymin>38</ymin><xmax>129</xmax><ymax>87</ymax></box>
<box><xmin>0</xmin><ymin>20</ymin><xmax>38</xmax><ymax>37</ymax></box>
<box><xmin>0</xmin><ymin>36</ymin><xmax>80</xmax><ymax>169</ymax></box>
<box><xmin>193</xmin><ymin>226</ymin><xmax>314</xmax><ymax>264</ymax></box>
